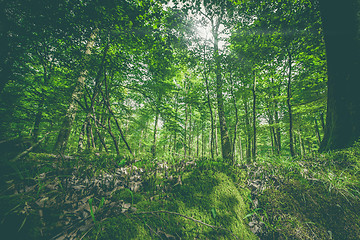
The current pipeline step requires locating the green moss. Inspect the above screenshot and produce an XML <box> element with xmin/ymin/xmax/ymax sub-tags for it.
<box><xmin>156</xmin><ymin>170</ymin><xmax>256</xmax><ymax>239</ymax></box>
<box><xmin>112</xmin><ymin>188</ymin><xmax>145</xmax><ymax>204</ymax></box>
<box><xmin>86</xmin><ymin>168</ymin><xmax>257</xmax><ymax>240</ymax></box>
<box><xmin>85</xmin><ymin>215</ymin><xmax>151</xmax><ymax>240</ymax></box>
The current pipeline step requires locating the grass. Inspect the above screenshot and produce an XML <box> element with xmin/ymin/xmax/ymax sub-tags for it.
<box><xmin>248</xmin><ymin>144</ymin><xmax>360</xmax><ymax>239</ymax></box>
<box><xmin>1</xmin><ymin>144</ymin><xmax>360</xmax><ymax>239</ymax></box>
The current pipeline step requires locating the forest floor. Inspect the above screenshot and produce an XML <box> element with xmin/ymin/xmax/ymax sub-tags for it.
<box><xmin>1</xmin><ymin>145</ymin><xmax>360</xmax><ymax>239</ymax></box>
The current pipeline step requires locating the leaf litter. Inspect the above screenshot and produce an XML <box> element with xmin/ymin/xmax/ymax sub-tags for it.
<box><xmin>1</xmin><ymin>157</ymin><xmax>144</xmax><ymax>239</ymax></box>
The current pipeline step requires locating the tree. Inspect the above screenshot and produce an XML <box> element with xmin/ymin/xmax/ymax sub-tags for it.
<box><xmin>179</xmin><ymin>0</ymin><xmax>236</xmax><ymax>161</ymax></box>
<box><xmin>318</xmin><ymin>0</ymin><xmax>360</xmax><ymax>151</ymax></box>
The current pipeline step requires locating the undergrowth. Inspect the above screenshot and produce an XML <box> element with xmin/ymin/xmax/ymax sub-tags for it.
<box><xmin>247</xmin><ymin>143</ymin><xmax>360</xmax><ymax>239</ymax></box>
<box><xmin>0</xmin><ymin>153</ymin><xmax>256</xmax><ymax>239</ymax></box>
<box><xmin>1</xmin><ymin>144</ymin><xmax>360</xmax><ymax>239</ymax></box>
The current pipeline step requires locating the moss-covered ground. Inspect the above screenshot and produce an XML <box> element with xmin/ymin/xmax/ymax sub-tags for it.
<box><xmin>1</xmin><ymin>144</ymin><xmax>360</xmax><ymax>239</ymax></box>
<box><xmin>85</xmin><ymin>168</ymin><xmax>256</xmax><ymax>240</ymax></box>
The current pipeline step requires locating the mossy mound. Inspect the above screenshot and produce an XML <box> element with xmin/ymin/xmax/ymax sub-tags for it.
<box><xmin>85</xmin><ymin>168</ymin><xmax>257</xmax><ymax>240</ymax></box>
<box><xmin>173</xmin><ymin>170</ymin><xmax>257</xmax><ymax>239</ymax></box>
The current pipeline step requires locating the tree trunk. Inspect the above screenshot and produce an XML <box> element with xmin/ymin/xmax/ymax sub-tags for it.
<box><xmin>188</xmin><ymin>109</ymin><xmax>192</xmax><ymax>157</ymax></box>
<box><xmin>273</xmin><ymin>78</ymin><xmax>281</xmax><ymax>154</ymax></box>
<box><xmin>320</xmin><ymin>112</ymin><xmax>325</xmax><ymax>132</ymax></box>
<box><xmin>269</xmin><ymin>122</ymin><xmax>274</xmax><ymax>154</ymax></box>
<box><xmin>152</xmin><ymin>113</ymin><xmax>159</xmax><ymax>158</ymax></box>
<box><xmin>201</xmin><ymin>125</ymin><xmax>205</xmax><ymax>158</ymax></box>
<box><xmin>287</xmin><ymin>51</ymin><xmax>295</xmax><ymax>157</ymax></box>
<box><xmin>214</xmin><ymin>109</ymin><xmax>219</xmax><ymax>157</ymax></box>
<box><xmin>243</xmin><ymin>96</ymin><xmax>251</xmax><ymax>160</ymax></box>
<box><xmin>238</xmin><ymin>132</ymin><xmax>243</xmax><ymax>162</ymax></box>
<box><xmin>268</xmin><ymin>107</ymin><xmax>278</xmax><ymax>155</ymax></box>
<box><xmin>108</xmin><ymin>117</ymin><xmax>120</xmax><ymax>155</ymax></box>
<box><xmin>32</xmin><ymin>62</ymin><xmax>51</xmax><ymax>144</ymax></box>
<box><xmin>230</xmin><ymin>70</ymin><xmax>239</xmax><ymax>163</ymax></box>
<box><xmin>103</xmin><ymin>67</ymin><xmax>133</xmax><ymax>157</ymax></box>
<box><xmin>203</xmin><ymin>47</ymin><xmax>214</xmax><ymax>159</ymax></box>
<box><xmin>32</xmin><ymin>103</ymin><xmax>43</xmax><ymax>144</ymax></box>
<box><xmin>53</xmin><ymin>30</ymin><xmax>97</xmax><ymax>153</ymax></box>
<box><xmin>184</xmin><ymin>100</ymin><xmax>188</xmax><ymax>158</ymax></box>
<box><xmin>109</xmin><ymin>105</ymin><xmax>133</xmax><ymax>157</ymax></box>
<box><xmin>86</xmin><ymin>120</ymin><xmax>95</xmax><ymax>150</ymax></box>
<box><xmin>298</xmin><ymin>129</ymin><xmax>305</xmax><ymax>156</ymax></box>
<box><xmin>274</xmin><ymin>105</ymin><xmax>281</xmax><ymax>154</ymax></box>
<box><xmin>78</xmin><ymin>121</ymin><xmax>86</xmax><ymax>152</ymax></box>
<box><xmin>267</xmin><ymin>99</ymin><xmax>279</xmax><ymax>155</ymax></box>
<box><xmin>315</xmin><ymin>117</ymin><xmax>321</xmax><ymax>144</ymax></box>
<box><xmin>252</xmin><ymin>71</ymin><xmax>257</xmax><ymax>160</ymax></box>
<box><xmin>319</xmin><ymin>0</ymin><xmax>360</xmax><ymax>151</ymax></box>
<box><xmin>92</xmin><ymin>111</ymin><xmax>108</xmax><ymax>153</ymax></box>
<box><xmin>0</xmin><ymin>6</ymin><xmax>14</xmax><ymax>94</ymax></box>
<box><xmin>213</xmin><ymin>19</ymin><xmax>233</xmax><ymax>162</ymax></box>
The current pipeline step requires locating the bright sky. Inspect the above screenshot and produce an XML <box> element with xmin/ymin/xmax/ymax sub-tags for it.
<box><xmin>165</xmin><ymin>1</ymin><xmax>230</xmax><ymax>50</ymax></box>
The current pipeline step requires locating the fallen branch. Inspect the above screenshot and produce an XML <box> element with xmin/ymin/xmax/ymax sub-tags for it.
<box><xmin>0</xmin><ymin>136</ymin><xmax>18</xmax><ymax>145</ymax></box>
<box><xmin>9</xmin><ymin>132</ymin><xmax>51</xmax><ymax>162</ymax></box>
<box><xmin>133</xmin><ymin>210</ymin><xmax>239</xmax><ymax>239</ymax></box>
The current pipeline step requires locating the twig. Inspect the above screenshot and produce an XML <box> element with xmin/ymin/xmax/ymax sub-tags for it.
<box><xmin>133</xmin><ymin>210</ymin><xmax>239</xmax><ymax>239</ymax></box>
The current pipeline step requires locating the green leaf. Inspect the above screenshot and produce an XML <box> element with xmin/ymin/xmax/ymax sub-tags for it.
<box><xmin>211</xmin><ymin>208</ymin><xmax>216</xmax><ymax>219</ymax></box>
<box><xmin>88</xmin><ymin>198</ymin><xmax>96</xmax><ymax>223</ymax></box>
<box><xmin>99</xmin><ymin>197</ymin><xmax>105</xmax><ymax>209</ymax></box>
<box><xmin>119</xmin><ymin>159</ymin><xmax>127</xmax><ymax>167</ymax></box>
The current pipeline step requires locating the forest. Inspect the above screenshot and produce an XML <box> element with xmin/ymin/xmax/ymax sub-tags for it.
<box><xmin>0</xmin><ymin>0</ymin><xmax>359</xmax><ymax>239</ymax></box>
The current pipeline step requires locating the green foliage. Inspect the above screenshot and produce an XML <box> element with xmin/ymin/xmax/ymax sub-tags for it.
<box><xmin>1</xmin><ymin>0</ymin><xmax>358</xmax><ymax>239</ymax></box>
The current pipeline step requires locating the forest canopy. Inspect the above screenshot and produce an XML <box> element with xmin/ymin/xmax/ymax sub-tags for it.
<box><xmin>0</xmin><ymin>0</ymin><xmax>331</xmax><ymax>159</ymax></box>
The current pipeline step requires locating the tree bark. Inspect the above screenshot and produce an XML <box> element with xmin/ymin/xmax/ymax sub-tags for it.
<box><xmin>318</xmin><ymin>0</ymin><xmax>360</xmax><ymax>151</ymax></box>
<box><xmin>229</xmin><ymin>70</ymin><xmax>239</xmax><ymax>163</ymax></box>
<box><xmin>188</xmin><ymin>108</ymin><xmax>192</xmax><ymax>157</ymax></box>
<box><xmin>152</xmin><ymin>113</ymin><xmax>159</xmax><ymax>158</ymax></box>
<box><xmin>287</xmin><ymin>51</ymin><xmax>295</xmax><ymax>157</ymax></box>
<box><xmin>108</xmin><ymin>117</ymin><xmax>120</xmax><ymax>155</ymax></box>
<box><xmin>243</xmin><ymin>95</ymin><xmax>251</xmax><ymax>160</ymax></box>
<box><xmin>184</xmin><ymin>99</ymin><xmax>188</xmax><ymax>158</ymax></box>
<box><xmin>203</xmin><ymin>46</ymin><xmax>215</xmax><ymax>159</ymax></box>
<box><xmin>252</xmin><ymin>71</ymin><xmax>257</xmax><ymax>161</ymax></box>
<box><xmin>272</xmin><ymin>77</ymin><xmax>282</xmax><ymax>154</ymax></box>
<box><xmin>196</xmin><ymin>125</ymin><xmax>199</xmax><ymax>157</ymax></box>
<box><xmin>274</xmin><ymin>103</ymin><xmax>281</xmax><ymax>153</ymax></box>
<box><xmin>213</xmin><ymin>18</ymin><xmax>233</xmax><ymax>161</ymax></box>
<box><xmin>238</xmin><ymin>131</ymin><xmax>243</xmax><ymax>162</ymax></box>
